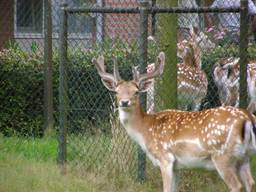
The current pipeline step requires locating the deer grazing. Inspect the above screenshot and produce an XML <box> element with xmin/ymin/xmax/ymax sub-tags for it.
<box><xmin>93</xmin><ymin>52</ymin><xmax>256</xmax><ymax>192</ymax></box>
<box><xmin>213</xmin><ymin>58</ymin><xmax>256</xmax><ymax>114</ymax></box>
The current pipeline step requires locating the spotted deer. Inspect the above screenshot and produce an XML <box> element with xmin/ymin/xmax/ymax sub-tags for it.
<box><xmin>213</xmin><ymin>58</ymin><xmax>256</xmax><ymax>114</ymax></box>
<box><xmin>176</xmin><ymin>38</ymin><xmax>208</xmax><ymax>111</ymax></box>
<box><xmin>93</xmin><ymin>52</ymin><xmax>256</xmax><ymax>192</ymax></box>
<box><xmin>147</xmin><ymin>35</ymin><xmax>208</xmax><ymax>112</ymax></box>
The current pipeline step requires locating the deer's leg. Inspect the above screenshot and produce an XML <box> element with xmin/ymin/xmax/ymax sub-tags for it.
<box><xmin>212</xmin><ymin>155</ymin><xmax>242</xmax><ymax>192</ymax></box>
<box><xmin>239</xmin><ymin>158</ymin><xmax>255</xmax><ymax>192</ymax></box>
<box><xmin>192</xmin><ymin>99</ymin><xmax>201</xmax><ymax>111</ymax></box>
<box><xmin>160</xmin><ymin>159</ymin><xmax>176</xmax><ymax>192</ymax></box>
<box><xmin>247</xmin><ymin>101</ymin><xmax>256</xmax><ymax>114</ymax></box>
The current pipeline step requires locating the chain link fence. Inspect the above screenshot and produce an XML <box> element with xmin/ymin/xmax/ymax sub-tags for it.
<box><xmin>1</xmin><ymin>0</ymin><xmax>255</xmax><ymax>191</ymax></box>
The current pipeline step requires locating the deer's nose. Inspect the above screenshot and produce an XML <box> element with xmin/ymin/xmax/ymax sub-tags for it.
<box><xmin>119</xmin><ymin>100</ymin><xmax>131</xmax><ymax>107</ymax></box>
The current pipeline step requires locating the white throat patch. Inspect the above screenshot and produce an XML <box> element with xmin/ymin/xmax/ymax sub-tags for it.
<box><xmin>118</xmin><ymin>108</ymin><xmax>146</xmax><ymax>151</ymax></box>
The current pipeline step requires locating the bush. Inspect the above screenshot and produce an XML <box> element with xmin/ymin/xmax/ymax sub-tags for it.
<box><xmin>0</xmin><ymin>47</ymin><xmax>45</xmax><ymax>136</ymax></box>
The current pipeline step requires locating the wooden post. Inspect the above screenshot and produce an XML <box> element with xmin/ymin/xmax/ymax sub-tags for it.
<box><xmin>43</xmin><ymin>0</ymin><xmax>54</xmax><ymax>135</ymax></box>
<box><xmin>157</xmin><ymin>0</ymin><xmax>178</xmax><ymax>109</ymax></box>
<box><xmin>239</xmin><ymin>0</ymin><xmax>249</xmax><ymax>108</ymax></box>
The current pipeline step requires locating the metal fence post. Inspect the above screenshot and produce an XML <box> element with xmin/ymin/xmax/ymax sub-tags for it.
<box><xmin>137</xmin><ymin>0</ymin><xmax>149</xmax><ymax>183</ymax></box>
<box><xmin>58</xmin><ymin>2</ymin><xmax>68</xmax><ymax>175</ymax></box>
<box><xmin>152</xmin><ymin>0</ymin><xmax>156</xmax><ymax>36</ymax></box>
<box><xmin>43</xmin><ymin>0</ymin><xmax>54</xmax><ymax>135</ymax></box>
<box><xmin>239</xmin><ymin>0</ymin><xmax>249</xmax><ymax>108</ymax></box>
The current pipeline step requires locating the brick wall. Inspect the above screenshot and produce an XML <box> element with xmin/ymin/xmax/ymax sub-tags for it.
<box><xmin>0</xmin><ymin>0</ymin><xmax>14</xmax><ymax>50</ymax></box>
<box><xmin>104</xmin><ymin>0</ymin><xmax>141</xmax><ymax>42</ymax></box>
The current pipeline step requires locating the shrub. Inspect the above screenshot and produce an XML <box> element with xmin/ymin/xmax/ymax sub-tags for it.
<box><xmin>0</xmin><ymin>47</ymin><xmax>45</xmax><ymax>136</ymax></box>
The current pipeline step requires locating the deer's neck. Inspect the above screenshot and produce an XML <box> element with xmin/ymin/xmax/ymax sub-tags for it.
<box><xmin>118</xmin><ymin>102</ymin><xmax>150</xmax><ymax>151</ymax></box>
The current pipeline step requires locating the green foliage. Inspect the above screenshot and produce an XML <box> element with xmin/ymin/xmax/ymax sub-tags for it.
<box><xmin>0</xmin><ymin>47</ymin><xmax>45</xmax><ymax>136</ymax></box>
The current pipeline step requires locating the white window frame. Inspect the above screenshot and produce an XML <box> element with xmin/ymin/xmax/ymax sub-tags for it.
<box><xmin>14</xmin><ymin>0</ymin><xmax>44</xmax><ymax>38</ymax></box>
<box><xmin>14</xmin><ymin>0</ymin><xmax>102</xmax><ymax>41</ymax></box>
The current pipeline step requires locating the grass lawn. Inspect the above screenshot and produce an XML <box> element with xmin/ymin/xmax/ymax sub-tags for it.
<box><xmin>1</xmin><ymin>134</ymin><xmax>256</xmax><ymax>192</ymax></box>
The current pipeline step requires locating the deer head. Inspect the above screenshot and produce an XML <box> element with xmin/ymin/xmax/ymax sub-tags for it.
<box><xmin>177</xmin><ymin>29</ymin><xmax>202</xmax><ymax>69</ymax></box>
<box><xmin>213</xmin><ymin>57</ymin><xmax>240</xmax><ymax>107</ymax></box>
<box><xmin>92</xmin><ymin>52</ymin><xmax>165</xmax><ymax>110</ymax></box>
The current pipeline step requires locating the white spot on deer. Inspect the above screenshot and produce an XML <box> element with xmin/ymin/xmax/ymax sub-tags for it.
<box><xmin>212</xmin><ymin>139</ymin><xmax>217</xmax><ymax>145</ymax></box>
<box><xmin>162</xmin><ymin>142</ymin><xmax>168</xmax><ymax>150</ymax></box>
<box><xmin>173</xmin><ymin>139</ymin><xmax>204</xmax><ymax>150</ymax></box>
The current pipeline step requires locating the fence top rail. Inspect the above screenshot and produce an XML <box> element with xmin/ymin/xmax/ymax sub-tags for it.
<box><xmin>64</xmin><ymin>6</ymin><xmax>241</xmax><ymax>14</ymax></box>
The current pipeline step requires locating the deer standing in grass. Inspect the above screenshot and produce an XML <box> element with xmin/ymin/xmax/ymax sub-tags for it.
<box><xmin>213</xmin><ymin>58</ymin><xmax>256</xmax><ymax>114</ymax></box>
<box><xmin>93</xmin><ymin>52</ymin><xmax>256</xmax><ymax>192</ymax></box>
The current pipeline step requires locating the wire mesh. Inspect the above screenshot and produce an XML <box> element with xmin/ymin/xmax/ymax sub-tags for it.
<box><xmin>1</xmin><ymin>0</ymin><xmax>256</xmax><ymax>191</ymax></box>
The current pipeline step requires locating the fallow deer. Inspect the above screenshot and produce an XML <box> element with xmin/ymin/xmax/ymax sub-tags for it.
<box><xmin>147</xmin><ymin>34</ymin><xmax>208</xmax><ymax>112</ymax></box>
<box><xmin>213</xmin><ymin>58</ymin><xmax>256</xmax><ymax>114</ymax></box>
<box><xmin>146</xmin><ymin>28</ymin><xmax>210</xmax><ymax>112</ymax></box>
<box><xmin>93</xmin><ymin>52</ymin><xmax>256</xmax><ymax>192</ymax></box>
<box><xmin>176</xmin><ymin>38</ymin><xmax>208</xmax><ymax>111</ymax></box>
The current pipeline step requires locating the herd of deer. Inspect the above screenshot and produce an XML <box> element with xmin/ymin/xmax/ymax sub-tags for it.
<box><xmin>92</xmin><ymin>28</ymin><xmax>256</xmax><ymax>192</ymax></box>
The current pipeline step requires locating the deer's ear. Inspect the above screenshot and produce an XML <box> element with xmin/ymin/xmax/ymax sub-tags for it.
<box><xmin>101</xmin><ymin>78</ymin><xmax>116</xmax><ymax>91</ymax></box>
<box><xmin>139</xmin><ymin>79</ymin><xmax>154</xmax><ymax>92</ymax></box>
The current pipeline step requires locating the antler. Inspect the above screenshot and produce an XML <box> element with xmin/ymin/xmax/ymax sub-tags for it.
<box><xmin>133</xmin><ymin>52</ymin><xmax>165</xmax><ymax>85</ymax></box>
<box><xmin>92</xmin><ymin>55</ymin><xmax>121</xmax><ymax>83</ymax></box>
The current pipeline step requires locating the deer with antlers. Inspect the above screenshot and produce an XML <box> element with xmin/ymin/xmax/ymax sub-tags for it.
<box><xmin>93</xmin><ymin>52</ymin><xmax>256</xmax><ymax>192</ymax></box>
<box><xmin>213</xmin><ymin>58</ymin><xmax>256</xmax><ymax>114</ymax></box>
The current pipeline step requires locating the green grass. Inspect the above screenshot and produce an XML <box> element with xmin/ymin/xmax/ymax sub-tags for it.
<box><xmin>0</xmin><ymin>153</ymin><xmax>157</xmax><ymax>192</ymax></box>
<box><xmin>0</xmin><ymin>135</ymin><xmax>57</xmax><ymax>161</ymax></box>
<box><xmin>1</xmin><ymin>135</ymin><xmax>256</xmax><ymax>192</ymax></box>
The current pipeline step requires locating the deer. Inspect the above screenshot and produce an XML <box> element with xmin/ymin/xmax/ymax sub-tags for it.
<box><xmin>93</xmin><ymin>52</ymin><xmax>256</xmax><ymax>192</ymax></box>
<box><xmin>213</xmin><ymin>58</ymin><xmax>256</xmax><ymax>114</ymax></box>
<box><xmin>176</xmin><ymin>38</ymin><xmax>208</xmax><ymax>111</ymax></box>
<box><xmin>147</xmin><ymin>30</ymin><xmax>208</xmax><ymax>112</ymax></box>
<box><xmin>146</xmin><ymin>27</ymin><xmax>210</xmax><ymax>112</ymax></box>
<box><xmin>147</xmin><ymin>35</ymin><xmax>208</xmax><ymax>111</ymax></box>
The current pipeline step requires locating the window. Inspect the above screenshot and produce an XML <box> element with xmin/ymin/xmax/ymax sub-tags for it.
<box><xmin>16</xmin><ymin>0</ymin><xmax>43</xmax><ymax>33</ymax></box>
<box><xmin>66</xmin><ymin>0</ymin><xmax>96</xmax><ymax>35</ymax></box>
<box><xmin>15</xmin><ymin>0</ymin><xmax>102</xmax><ymax>41</ymax></box>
